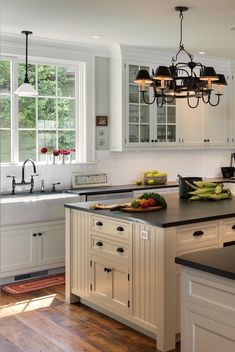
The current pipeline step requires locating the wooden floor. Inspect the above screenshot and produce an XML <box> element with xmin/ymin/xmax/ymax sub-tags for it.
<box><xmin>0</xmin><ymin>284</ymin><xmax>180</xmax><ymax>352</ymax></box>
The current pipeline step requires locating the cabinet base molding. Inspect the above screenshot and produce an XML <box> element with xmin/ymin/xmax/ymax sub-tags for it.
<box><xmin>80</xmin><ymin>297</ymin><xmax>156</xmax><ymax>339</ymax></box>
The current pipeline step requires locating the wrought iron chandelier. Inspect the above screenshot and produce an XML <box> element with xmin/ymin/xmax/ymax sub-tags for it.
<box><xmin>134</xmin><ymin>6</ymin><xmax>227</xmax><ymax>108</ymax></box>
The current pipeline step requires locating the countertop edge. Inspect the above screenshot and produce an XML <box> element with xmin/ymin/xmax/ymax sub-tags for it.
<box><xmin>175</xmin><ymin>256</ymin><xmax>235</xmax><ymax>281</ymax></box>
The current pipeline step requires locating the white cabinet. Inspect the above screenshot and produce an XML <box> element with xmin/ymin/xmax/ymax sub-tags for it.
<box><xmin>181</xmin><ymin>267</ymin><xmax>235</xmax><ymax>352</ymax></box>
<box><xmin>0</xmin><ymin>220</ymin><xmax>65</xmax><ymax>278</ymax></box>
<box><xmin>91</xmin><ymin>255</ymin><xmax>130</xmax><ymax>313</ymax></box>
<box><xmin>110</xmin><ymin>45</ymin><xmax>231</xmax><ymax>151</ymax></box>
<box><xmin>231</xmin><ymin>73</ymin><xmax>235</xmax><ymax>145</ymax></box>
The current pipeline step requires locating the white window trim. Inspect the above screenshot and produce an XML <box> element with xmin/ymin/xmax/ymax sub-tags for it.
<box><xmin>1</xmin><ymin>35</ymin><xmax>98</xmax><ymax>165</ymax></box>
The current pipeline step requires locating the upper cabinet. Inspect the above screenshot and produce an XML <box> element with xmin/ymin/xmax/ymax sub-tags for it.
<box><xmin>231</xmin><ymin>70</ymin><xmax>235</xmax><ymax>146</ymax></box>
<box><xmin>109</xmin><ymin>46</ymin><xmax>232</xmax><ymax>151</ymax></box>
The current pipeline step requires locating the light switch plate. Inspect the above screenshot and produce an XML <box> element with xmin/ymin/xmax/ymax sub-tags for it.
<box><xmin>140</xmin><ymin>230</ymin><xmax>149</xmax><ymax>240</ymax></box>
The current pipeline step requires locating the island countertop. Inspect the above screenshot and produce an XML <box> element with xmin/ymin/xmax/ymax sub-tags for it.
<box><xmin>175</xmin><ymin>245</ymin><xmax>235</xmax><ymax>280</ymax></box>
<box><xmin>65</xmin><ymin>193</ymin><xmax>235</xmax><ymax>228</ymax></box>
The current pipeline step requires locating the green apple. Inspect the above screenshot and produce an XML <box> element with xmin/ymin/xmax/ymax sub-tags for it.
<box><xmin>147</xmin><ymin>179</ymin><xmax>155</xmax><ymax>185</ymax></box>
<box><xmin>135</xmin><ymin>180</ymin><xmax>142</xmax><ymax>186</ymax></box>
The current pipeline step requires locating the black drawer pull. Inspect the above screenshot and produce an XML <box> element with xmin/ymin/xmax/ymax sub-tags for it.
<box><xmin>38</xmin><ymin>232</ymin><xmax>42</xmax><ymax>236</ymax></box>
<box><xmin>104</xmin><ymin>267</ymin><xmax>112</xmax><ymax>273</ymax></box>
<box><xmin>117</xmin><ymin>226</ymin><xmax>124</xmax><ymax>232</ymax></box>
<box><xmin>96</xmin><ymin>241</ymin><xmax>103</xmax><ymax>247</ymax></box>
<box><xmin>96</xmin><ymin>221</ymin><xmax>103</xmax><ymax>227</ymax></box>
<box><xmin>231</xmin><ymin>225</ymin><xmax>235</xmax><ymax>230</ymax></box>
<box><xmin>193</xmin><ymin>230</ymin><xmax>204</xmax><ymax>237</ymax></box>
<box><xmin>33</xmin><ymin>233</ymin><xmax>37</xmax><ymax>237</ymax></box>
<box><xmin>117</xmin><ymin>247</ymin><xmax>124</xmax><ymax>253</ymax></box>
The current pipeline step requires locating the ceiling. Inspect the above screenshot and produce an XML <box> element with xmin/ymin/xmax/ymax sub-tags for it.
<box><xmin>1</xmin><ymin>0</ymin><xmax>235</xmax><ymax>60</ymax></box>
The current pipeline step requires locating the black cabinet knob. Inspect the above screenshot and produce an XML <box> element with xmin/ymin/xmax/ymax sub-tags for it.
<box><xmin>96</xmin><ymin>241</ymin><xmax>103</xmax><ymax>247</ymax></box>
<box><xmin>155</xmin><ymin>139</ymin><xmax>158</xmax><ymax>142</ymax></box>
<box><xmin>231</xmin><ymin>225</ymin><xmax>235</xmax><ymax>230</ymax></box>
<box><xmin>151</xmin><ymin>139</ymin><xmax>154</xmax><ymax>142</ymax></box>
<box><xmin>117</xmin><ymin>226</ymin><xmax>124</xmax><ymax>232</ymax></box>
<box><xmin>33</xmin><ymin>233</ymin><xmax>37</xmax><ymax>237</ymax></box>
<box><xmin>38</xmin><ymin>233</ymin><xmax>42</xmax><ymax>236</ymax></box>
<box><xmin>104</xmin><ymin>267</ymin><xmax>112</xmax><ymax>273</ymax></box>
<box><xmin>117</xmin><ymin>247</ymin><xmax>124</xmax><ymax>253</ymax></box>
<box><xmin>192</xmin><ymin>230</ymin><xmax>204</xmax><ymax>237</ymax></box>
<box><xmin>96</xmin><ymin>221</ymin><xmax>103</xmax><ymax>227</ymax></box>
<box><xmin>204</xmin><ymin>139</ymin><xmax>206</xmax><ymax>142</ymax></box>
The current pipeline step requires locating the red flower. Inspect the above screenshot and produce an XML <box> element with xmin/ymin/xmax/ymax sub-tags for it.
<box><xmin>40</xmin><ymin>147</ymin><xmax>48</xmax><ymax>154</ymax></box>
<box><xmin>53</xmin><ymin>150</ymin><xmax>60</xmax><ymax>156</ymax></box>
<box><xmin>60</xmin><ymin>149</ymin><xmax>70</xmax><ymax>155</ymax></box>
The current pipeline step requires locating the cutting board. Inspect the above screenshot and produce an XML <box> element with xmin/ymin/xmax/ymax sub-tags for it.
<box><xmin>121</xmin><ymin>205</ymin><xmax>163</xmax><ymax>212</ymax></box>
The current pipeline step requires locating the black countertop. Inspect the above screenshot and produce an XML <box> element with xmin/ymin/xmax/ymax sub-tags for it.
<box><xmin>65</xmin><ymin>181</ymin><xmax>178</xmax><ymax>196</ymax></box>
<box><xmin>65</xmin><ymin>192</ymin><xmax>235</xmax><ymax>228</ymax></box>
<box><xmin>175</xmin><ymin>246</ymin><xmax>235</xmax><ymax>280</ymax></box>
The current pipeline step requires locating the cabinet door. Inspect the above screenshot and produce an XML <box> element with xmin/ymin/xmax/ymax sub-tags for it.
<box><xmin>182</xmin><ymin>310</ymin><xmax>235</xmax><ymax>352</ymax></box>
<box><xmin>204</xmin><ymin>87</ymin><xmax>229</xmax><ymax>146</ymax></box>
<box><xmin>231</xmin><ymin>74</ymin><xmax>235</xmax><ymax>145</ymax></box>
<box><xmin>91</xmin><ymin>255</ymin><xmax>130</xmax><ymax>313</ymax></box>
<box><xmin>0</xmin><ymin>228</ymin><xmax>37</xmax><ymax>274</ymax></box>
<box><xmin>37</xmin><ymin>223</ymin><xmax>65</xmax><ymax>266</ymax></box>
<box><xmin>180</xmin><ymin>99</ymin><xmax>204</xmax><ymax>146</ymax></box>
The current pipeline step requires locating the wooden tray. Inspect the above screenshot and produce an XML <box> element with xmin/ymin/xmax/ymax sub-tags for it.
<box><xmin>121</xmin><ymin>206</ymin><xmax>163</xmax><ymax>212</ymax></box>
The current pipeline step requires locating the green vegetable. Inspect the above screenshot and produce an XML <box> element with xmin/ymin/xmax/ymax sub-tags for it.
<box><xmin>189</xmin><ymin>187</ymin><xmax>216</xmax><ymax>195</ymax></box>
<box><xmin>138</xmin><ymin>192</ymin><xmax>167</xmax><ymax>208</ymax></box>
<box><xmin>193</xmin><ymin>181</ymin><xmax>217</xmax><ymax>188</ymax></box>
<box><xmin>215</xmin><ymin>184</ymin><xmax>223</xmax><ymax>194</ymax></box>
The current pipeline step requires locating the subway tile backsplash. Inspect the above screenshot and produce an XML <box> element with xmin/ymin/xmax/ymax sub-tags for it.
<box><xmin>1</xmin><ymin>149</ymin><xmax>233</xmax><ymax>192</ymax></box>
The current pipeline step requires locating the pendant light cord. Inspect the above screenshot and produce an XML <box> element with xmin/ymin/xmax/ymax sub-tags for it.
<box><xmin>24</xmin><ymin>32</ymin><xmax>29</xmax><ymax>83</ymax></box>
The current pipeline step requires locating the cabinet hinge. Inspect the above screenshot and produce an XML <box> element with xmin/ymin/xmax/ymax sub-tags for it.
<box><xmin>128</xmin><ymin>273</ymin><xmax>130</xmax><ymax>281</ymax></box>
<box><xmin>128</xmin><ymin>300</ymin><xmax>130</xmax><ymax>308</ymax></box>
<box><xmin>124</xmin><ymin>63</ymin><xmax>126</xmax><ymax>69</ymax></box>
<box><xmin>125</xmin><ymin>138</ymin><xmax>127</xmax><ymax>144</ymax></box>
<box><xmin>90</xmin><ymin>284</ymin><xmax>92</xmax><ymax>291</ymax></box>
<box><xmin>90</xmin><ymin>260</ymin><xmax>92</xmax><ymax>267</ymax></box>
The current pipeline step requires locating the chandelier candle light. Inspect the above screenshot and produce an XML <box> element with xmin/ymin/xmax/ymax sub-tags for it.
<box><xmin>14</xmin><ymin>31</ymin><xmax>38</xmax><ymax>96</ymax></box>
<box><xmin>134</xmin><ymin>6</ymin><xmax>227</xmax><ymax>108</ymax></box>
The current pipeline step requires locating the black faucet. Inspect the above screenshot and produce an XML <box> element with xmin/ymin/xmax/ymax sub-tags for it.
<box><xmin>7</xmin><ymin>159</ymin><xmax>39</xmax><ymax>194</ymax></box>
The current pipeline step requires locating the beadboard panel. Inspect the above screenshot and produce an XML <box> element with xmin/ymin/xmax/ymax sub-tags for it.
<box><xmin>132</xmin><ymin>223</ymin><xmax>157</xmax><ymax>329</ymax></box>
<box><xmin>71</xmin><ymin>210</ymin><xmax>91</xmax><ymax>298</ymax></box>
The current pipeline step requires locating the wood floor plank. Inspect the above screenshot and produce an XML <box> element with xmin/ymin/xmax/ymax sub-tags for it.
<box><xmin>0</xmin><ymin>332</ymin><xmax>24</xmax><ymax>352</ymax></box>
<box><xmin>38</xmin><ymin>304</ymin><xmax>154</xmax><ymax>352</ymax></box>
<box><xmin>0</xmin><ymin>284</ymin><xmax>181</xmax><ymax>352</ymax></box>
<box><xmin>16</xmin><ymin>310</ymin><xmax>100</xmax><ymax>352</ymax></box>
<box><xmin>0</xmin><ymin>316</ymin><xmax>64</xmax><ymax>352</ymax></box>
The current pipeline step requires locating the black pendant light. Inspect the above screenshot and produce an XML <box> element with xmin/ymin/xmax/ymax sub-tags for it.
<box><xmin>15</xmin><ymin>30</ymin><xmax>38</xmax><ymax>96</ymax></box>
<box><xmin>134</xmin><ymin>6</ymin><xmax>227</xmax><ymax>108</ymax></box>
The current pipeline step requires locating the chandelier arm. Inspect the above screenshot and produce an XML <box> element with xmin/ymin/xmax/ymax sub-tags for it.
<box><xmin>174</xmin><ymin>66</ymin><xmax>190</xmax><ymax>76</ymax></box>
<box><xmin>187</xmin><ymin>96</ymin><xmax>200</xmax><ymax>108</ymax></box>
<box><xmin>141</xmin><ymin>91</ymin><xmax>156</xmax><ymax>105</ymax></box>
<box><xmin>162</xmin><ymin>94</ymin><xmax>175</xmax><ymax>104</ymax></box>
<box><xmin>201</xmin><ymin>91</ymin><xmax>210</xmax><ymax>104</ymax></box>
<box><xmin>208</xmin><ymin>94</ymin><xmax>221</xmax><ymax>107</ymax></box>
<box><xmin>156</xmin><ymin>95</ymin><xmax>165</xmax><ymax>108</ymax></box>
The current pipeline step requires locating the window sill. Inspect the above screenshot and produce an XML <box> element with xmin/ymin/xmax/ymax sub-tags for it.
<box><xmin>0</xmin><ymin>161</ymin><xmax>98</xmax><ymax>167</ymax></box>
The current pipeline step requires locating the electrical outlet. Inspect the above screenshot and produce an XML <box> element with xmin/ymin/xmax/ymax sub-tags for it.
<box><xmin>140</xmin><ymin>230</ymin><xmax>149</xmax><ymax>240</ymax></box>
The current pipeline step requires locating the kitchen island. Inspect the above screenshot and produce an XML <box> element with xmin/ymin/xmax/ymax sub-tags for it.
<box><xmin>65</xmin><ymin>193</ymin><xmax>235</xmax><ymax>352</ymax></box>
<box><xmin>175</xmin><ymin>246</ymin><xmax>235</xmax><ymax>352</ymax></box>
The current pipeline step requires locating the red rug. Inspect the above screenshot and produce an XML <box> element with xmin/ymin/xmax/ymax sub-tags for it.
<box><xmin>1</xmin><ymin>273</ymin><xmax>65</xmax><ymax>294</ymax></box>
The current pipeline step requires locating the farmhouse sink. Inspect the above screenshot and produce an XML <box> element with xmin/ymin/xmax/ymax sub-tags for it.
<box><xmin>0</xmin><ymin>191</ymin><xmax>80</xmax><ymax>226</ymax></box>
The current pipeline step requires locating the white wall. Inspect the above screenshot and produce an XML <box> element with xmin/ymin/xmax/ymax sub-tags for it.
<box><xmin>96</xmin><ymin>149</ymin><xmax>234</xmax><ymax>185</ymax></box>
<box><xmin>1</xmin><ymin>149</ymin><xmax>233</xmax><ymax>193</ymax></box>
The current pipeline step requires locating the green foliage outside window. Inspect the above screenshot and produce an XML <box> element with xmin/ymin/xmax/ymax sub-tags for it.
<box><xmin>0</xmin><ymin>60</ymin><xmax>77</xmax><ymax>162</ymax></box>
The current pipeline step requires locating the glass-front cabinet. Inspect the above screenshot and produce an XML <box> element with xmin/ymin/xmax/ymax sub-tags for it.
<box><xmin>126</xmin><ymin>63</ymin><xmax>178</xmax><ymax>147</ymax></box>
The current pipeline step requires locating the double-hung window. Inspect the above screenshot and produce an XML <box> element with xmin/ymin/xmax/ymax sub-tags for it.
<box><xmin>0</xmin><ymin>57</ymin><xmax>80</xmax><ymax>163</ymax></box>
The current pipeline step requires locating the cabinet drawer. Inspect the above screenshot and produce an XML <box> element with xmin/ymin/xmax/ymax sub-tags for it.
<box><xmin>91</xmin><ymin>235</ymin><xmax>129</xmax><ymax>260</ymax></box>
<box><xmin>222</xmin><ymin>218</ymin><xmax>235</xmax><ymax>242</ymax></box>
<box><xmin>176</xmin><ymin>222</ymin><xmax>219</xmax><ymax>250</ymax></box>
<box><xmin>91</xmin><ymin>216</ymin><xmax>130</xmax><ymax>240</ymax></box>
